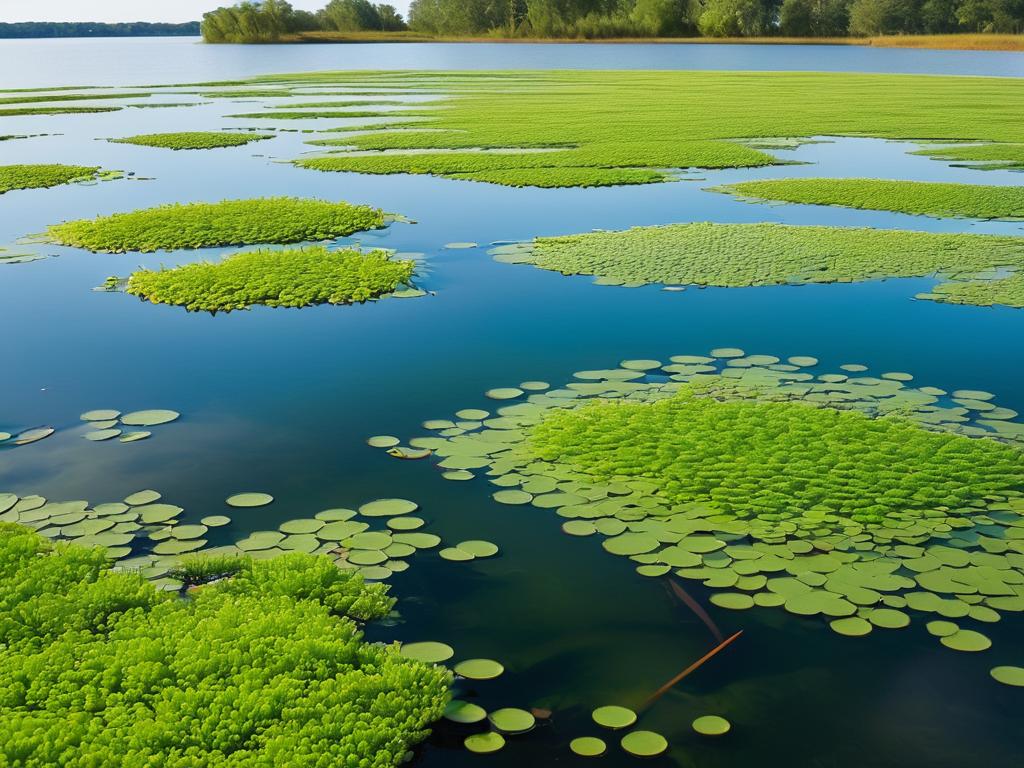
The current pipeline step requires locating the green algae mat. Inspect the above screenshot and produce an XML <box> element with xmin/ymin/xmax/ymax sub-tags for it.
<box><xmin>718</xmin><ymin>179</ymin><xmax>1024</xmax><ymax>220</ymax></box>
<box><xmin>0</xmin><ymin>164</ymin><xmax>115</xmax><ymax>194</ymax></box>
<box><xmin>109</xmin><ymin>131</ymin><xmax>273</xmax><ymax>150</ymax></box>
<box><xmin>491</xmin><ymin>222</ymin><xmax>1024</xmax><ymax>308</ymax></box>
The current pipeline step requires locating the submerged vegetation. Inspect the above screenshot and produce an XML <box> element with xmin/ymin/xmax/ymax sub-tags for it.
<box><xmin>47</xmin><ymin>197</ymin><xmax>386</xmax><ymax>253</ymax></box>
<box><xmin>127</xmin><ymin>246</ymin><xmax>417</xmax><ymax>312</ymax></box>
<box><xmin>0</xmin><ymin>524</ymin><xmax>449</xmax><ymax>767</ymax></box>
<box><xmin>493</xmin><ymin>222</ymin><xmax>1024</xmax><ymax>307</ymax></box>
<box><xmin>0</xmin><ymin>163</ymin><xmax>107</xmax><ymax>194</ymax></box>
<box><xmin>289</xmin><ymin>70</ymin><xmax>1024</xmax><ymax>188</ymax></box>
<box><xmin>398</xmin><ymin>351</ymin><xmax>1024</xmax><ymax>652</ymax></box>
<box><xmin>110</xmin><ymin>131</ymin><xmax>273</xmax><ymax>150</ymax></box>
<box><xmin>719</xmin><ymin>178</ymin><xmax>1024</xmax><ymax>219</ymax></box>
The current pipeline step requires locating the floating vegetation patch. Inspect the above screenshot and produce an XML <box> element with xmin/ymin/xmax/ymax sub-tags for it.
<box><xmin>0</xmin><ymin>106</ymin><xmax>121</xmax><ymax>116</ymax></box>
<box><xmin>491</xmin><ymin>222</ymin><xmax>1024</xmax><ymax>309</ymax></box>
<box><xmin>47</xmin><ymin>197</ymin><xmax>386</xmax><ymax>253</ymax></box>
<box><xmin>914</xmin><ymin>142</ymin><xmax>1024</xmax><ymax>171</ymax></box>
<box><xmin>80</xmin><ymin>408</ymin><xmax>178</xmax><ymax>442</ymax></box>
<box><xmin>0</xmin><ymin>92</ymin><xmax>151</xmax><ymax>106</ymax></box>
<box><xmin>718</xmin><ymin>178</ymin><xmax>1024</xmax><ymax>220</ymax></box>
<box><xmin>110</xmin><ymin>131</ymin><xmax>273</xmax><ymax>150</ymax></box>
<box><xmin>0</xmin><ymin>164</ymin><xmax>119</xmax><ymax>194</ymax></box>
<box><xmin>125</xmin><ymin>246</ymin><xmax>418</xmax><ymax>313</ymax></box>
<box><xmin>394</xmin><ymin>351</ymin><xmax>1024</xmax><ymax>669</ymax></box>
<box><xmin>279</xmin><ymin>70</ymin><xmax>1024</xmax><ymax>188</ymax></box>
<box><xmin>0</xmin><ymin>245</ymin><xmax>47</xmax><ymax>265</ymax></box>
<box><xmin>230</xmin><ymin>110</ymin><xmax>433</xmax><ymax>120</ymax></box>
<box><xmin>0</xmin><ymin>524</ymin><xmax>449</xmax><ymax>767</ymax></box>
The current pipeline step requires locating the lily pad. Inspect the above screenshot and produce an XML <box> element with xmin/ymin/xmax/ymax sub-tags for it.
<box><xmin>440</xmin><ymin>547</ymin><xmax>475</xmax><ymax>562</ymax></box>
<box><xmin>486</xmin><ymin>388</ymin><xmax>524</xmax><ymax>400</ymax></box>
<box><xmin>489</xmin><ymin>708</ymin><xmax>535</xmax><ymax>734</ymax></box>
<box><xmin>120</xmin><ymin>409</ymin><xmax>180</xmax><ymax>426</ymax></box>
<box><xmin>359</xmin><ymin>498</ymin><xmax>418</xmax><ymax>517</ymax></box>
<box><xmin>201</xmin><ymin>515</ymin><xmax>231</xmax><ymax>527</ymax></box>
<box><xmin>84</xmin><ymin>428</ymin><xmax>121</xmax><ymax>441</ymax></box>
<box><xmin>457</xmin><ymin>540</ymin><xmax>499</xmax><ymax>558</ymax></box>
<box><xmin>592</xmin><ymin>705</ymin><xmax>637</xmax><ymax>730</ymax></box>
<box><xmin>120</xmin><ymin>431</ymin><xmax>152</xmax><ymax>442</ymax></box>
<box><xmin>990</xmin><ymin>666</ymin><xmax>1024</xmax><ymax>687</ymax></box>
<box><xmin>570</xmin><ymin>736</ymin><xmax>607</xmax><ymax>757</ymax></box>
<box><xmin>387</xmin><ymin>516</ymin><xmax>425</xmax><ymax>531</ymax></box>
<box><xmin>81</xmin><ymin>409</ymin><xmax>121</xmax><ymax>421</ymax></box>
<box><xmin>399</xmin><ymin>641</ymin><xmax>454</xmax><ymax>663</ymax></box>
<box><xmin>940</xmin><ymin>629</ymin><xmax>992</xmax><ymax>652</ymax></box>
<box><xmin>444</xmin><ymin>700</ymin><xmax>487</xmax><ymax>724</ymax></box>
<box><xmin>367</xmin><ymin>435</ymin><xmax>400</xmax><ymax>448</ymax></box>
<box><xmin>125</xmin><ymin>490</ymin><xmax>161</xmax><ymax>505</ymax></box>
<box><xmin>620</xmin><ymin>731</ymin><xmax>668</xmax><ymax>757</ymax></box>
<box><xmin>454</xmin><ymin>658</ymin><xmax>505</xmax><ymax>680</ymax></box>
<box><xmin>693</xmin><ymin>715</ymin><xmax>731</xmax><ymax>736</ymax></box>
<box><xmin>226</xmin><ymin>492</ymin><xmax>273</xmax><ymax>508</ymax></box>
<box><xmin>464</xmin><ymin>732</ymin><xmax>504</xmax><ymax>754</ymax></box>
<box><xmin>494</xmin><ymin>489</ymin><xmax>533</xmax><ymax>505</ymax></box>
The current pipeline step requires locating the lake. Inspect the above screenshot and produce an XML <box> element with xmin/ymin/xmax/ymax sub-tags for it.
<box><xmin>1</xmin><ymin>38</ymin><xmax>1023</xmax><ymax>768</ymax></box>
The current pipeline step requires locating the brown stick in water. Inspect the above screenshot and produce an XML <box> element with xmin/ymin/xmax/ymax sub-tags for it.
<box><xmin>642</xmin><ymin>629</ymin><xmax>744</xmax><ymax>710</ymax></box>
<box><xmin>668</xmin><ymin>579</ymin><xmax>723</xmax><ymax>643</ymax></box>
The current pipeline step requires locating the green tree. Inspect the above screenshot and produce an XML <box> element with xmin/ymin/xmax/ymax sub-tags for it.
<box><xmin>779</xmin><ymin>0</ymin><xmax>851</xmax><ymax>34</ymax></box>
<box><xmin>697</xmin><ymin>0</ymin><xmax>774</xmax><ymax>35</ymax></box>
<box><xmin>631</xmin><ymin>0</ymin><xmax>699</xmax><ymax>34</ymax></box>
<box><xmin>848</xmin><ymin>0</ymin><xmax>922</xmax><ymax>34</ymax></box>
<box><xmin>320</xmin><ymin>0</ymin><xmax>382</xmax><ymax>30</ymax></box>
<box><xmin>956</xmin><ymin>0</ymin><xmax>1024</xmax><ymax>31</ymax></box>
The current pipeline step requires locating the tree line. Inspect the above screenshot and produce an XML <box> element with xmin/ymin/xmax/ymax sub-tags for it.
<box><xmin>201</xmin><ymin>0</ymin><xmax>1023</xmax><ymax>42</ymax></box>
<box><xmin>0</xmin><ymin>22</ymin><xmax>201</xmax><ymax>38</ymax></box>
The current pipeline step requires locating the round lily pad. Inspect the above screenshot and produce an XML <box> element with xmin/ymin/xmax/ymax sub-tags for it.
<box><xmin>570</xmin><ymin>737</ymin><xmax>607</xmax><ymax>757</ymax></box>
<box><xmin>226</xmin><ymin>492</ymin><xmax>273</xmax><ymax>508</ymax></box>
<box><xmin>120</xmin><ymin>409</ymin><xmax>180</xmax><ymax>426</ymax></box>
<box><xmin>489</xmin><ymin>708</ymin><xmax>535</xmax><ymax>734</ymax></box>
<box><xmin>830</xmin><ymin>617</ymin><xmax>872</xmax><ymax>637</ymax></box>
<box><xmin>620</xmin><ymin>731</ymin><xmax>668</xmax><ymax>757</ymax></box>
<box><xmin>710</xmin><ymin>593</ymin><xmax>754</xmax><ymax>610</ymax></box>
<box><xmin>13</xmin><ymin>427</ymin><xmax>54</xmax><ymax>445</ymax></box>
<box><xmin>316</xmin><ymin>508</ymin><xmax>356</xmax><ymax>521</ymax></box>
<box><xmin>367</xmin><ymin>435</ymin><xmax>400</xmax><ymax>448</ymax></box>
<box><xmin>347</xmin><ymin>549</ymin><xmax>387</xmax><ymax>565</ymax></box>
<box><xmin>562</xmin><ymin>520</ymin><xmax>596</xmax><ymax>536</ymax></box>
<box><xmin>81</xmin><ymin>409</ymin><xmax>120</xmax><ymax>421</ymax></box>
<box><xmin>201</xmin><ymin>515</ymin><xmax>231</xmax><ymax>527</ymax></box>
<box><xmin>444</xmin><ymin>700</ymin><xmax>487</xmax><ymax>724</ymax></box>
<box><xmin>457</xmin><ymin>540</ymin><xmax>499</xmax><ymax>558</ymax></box>
<box><xmin>120</xmin><ymin>431</ymin><xmax>152</xmax><ymax>442</ymax></box>
<box><xmin>280</xmin><ymin>518</ymin><xmax>323</xmax><ymax>534</ymax></box>
<box><xmin>464</xmin><ymin>732</ymin><xmax>504</xmax><ymax>754</ymax></box>
<box><xmin>440</xmin><ymin>547</ymin><xmax>475</xmax><ymax>562</ymax></box>
<box><xmin>394</xmin><ymin>532</ymin><xmax>441</xmax><ymax>549</ymax></box>
<box><xmin>592</xmin><ymin>705</ymin><xmax>636</xmax><ymax>730</ymax></box>
<box><xmin>125</xmin><ymin>490</ymin><xmax>161</xmax><ymax>505</ymax></box>
<box><xmin>170</xmin><ymin>524</ymin><xmax>208</xmax><ymax>540</ymax></box>
<box><xmin>494</xmin><ymin>489</ymin><xmax>532</xmax><ymax>505</ymax></box>
<box><xmin>359</xmin><ymin>498</ymin><xmax>418</xmax><ymax>517</ymax></box>
<box><xmin>693</xmin><ymin>715</ymin><xmax>730</xmax><ymax>736</ymax></box>
<box><xmin>454</xmin><ymin>658</ymin><xmax>505</xmax><ymax>680</ymax></box>
<box><xmin>399</xmin><ymin>641</ymin><xmax>453</xmax><ymax>663</ymax></box>
<box><xmin>387</xmin><ymin>516</ymin><xmax>425</xmax><ymax>531</ymax></box>
<box><xmin>486</xmin><ymin>388</ymin><xmax>523</xmax><ymax>400</ymax></box>
<box><xmin>84</xmin><ymin>429</ymin><xmax>121</xmax><ymax>441</ymax></box>
<box><xmin>456</xmin><ymin>409</ymin><xmax>489</xmax><ymax>420</ymax></box>
<box><xmin>443</xmin><ymin>470</ymin><xmax>474</xmax><ymax>481</ymax></box>
<box><xmin>990</xmin><ymin>666</ymin><xmax>1024</xmax><ymax>687</ymax></box>
<box><xmin>138</xmin><ymin>504</ymin><xmax>183</xmax><ymax>524</ymax></box>
<box><xmin>941</xmin><ymin>629</ymin><xmax>992</xmax><ymax>652</ymax></box>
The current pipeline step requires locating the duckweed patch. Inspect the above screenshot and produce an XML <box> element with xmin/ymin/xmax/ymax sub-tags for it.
<box><xmin>719</xmin><ymin>179</ymin><xmax>1024</xmax><ymax>220</ymax></box>
<box><xmin>493</xmin><ymin>222</ymin><xmax>1024</xmax><ymax>309</ymax></box>
<box><xmin>110</xmin><ymin>131</ymin><xmax>273</xmax><ymax>150</ymax></box>
<box><xmin>0</xmin><ymin>164</ymin><xmax>110</xmax><ymax>194</ymax></box>
<box><xmin>282</xmin><ymin>70</ymin><xmax>1024</xmax><ymax>188</ymax></box>
<box><xmin>47</xmin><ymin>197</ymin><xmax>386</xmax><ymax>253</ymax></box>
<box><xmin>126</xmin><ymin>246</ymin><xmax>417</xmax><ymax>313</ymax></box>
<box><xmin>0</xmin><ymin>524</ymin><xmax>449</xmax><ymax>767</ymax></box>
<box><xmin>394</xmin><ymin>351</ymin><xmax>1024</xmax><ymax>664</ymax></box>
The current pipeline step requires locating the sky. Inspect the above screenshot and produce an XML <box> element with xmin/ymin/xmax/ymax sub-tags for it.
<box><xmin>1</xmin><ymin>1</ymin><xmax>414</xmax><ymax>24</ymax></box>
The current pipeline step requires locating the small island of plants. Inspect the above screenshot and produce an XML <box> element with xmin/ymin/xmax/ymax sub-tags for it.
<box><xmin>110</xmin><ymin>131</ymin><xmax>274</xmax><ymax>150</ymax></box>
<box><xmin>126</xmin><ymin>245</ymin><xmax>418</xmax><ymax>312</ymax></box>
<box><xmin>0</xmin><ymin>163</ymin><xmax>110</xmax><ymax>194</ymax></box>
<box><xmin>0</xmin><ymin>524</ymin><xmax>450</xmax><ymax>767</ymax></box>
<box><xmin>47</xmin><ymin>196</ymin><xmax>387</xmax><ymax>253</ymax></box>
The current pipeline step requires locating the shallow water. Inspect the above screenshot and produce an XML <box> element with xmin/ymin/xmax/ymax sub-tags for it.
<box><xmin>1</xmin><ymin>41</ymin><xmax>1023</xmax><ymax>768</ymax></box>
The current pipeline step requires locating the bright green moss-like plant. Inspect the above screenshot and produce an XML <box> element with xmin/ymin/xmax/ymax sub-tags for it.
<box><xmin>913</xmin><ymin>142</ymin><xmax>1024</xmax><ymax>171</ymax></box>
<box><xmin>281</xmin><ymin>70</ymin><xmax>1024</xmax><ymax>187</ymax></box>
<box><xmin>0</xmin><ymin>524</ymin><xmax>450</xmax><ymax>767</ymax></box>
<box><xmin>0</xmin><ymin>106</ymin><xmax>120</xmax><ymax>116</ymax></box>
<box><xmin>230</xmin><ymin>110</ymin><xmax>430</xmax><ymax>120</ymax></box>
<box><xmin>0</xmin><ymin>163</ymin><xmax>103</xmax><ymax>194</ymax></box>
<box><xmin>127</xmin><ymin>246</ymin><xmax>416</xmax><ymax>312</ymax></box>
<box><xmin>503</xmin><ymin>222</ymin><xmax>1024</xmax><ymax>308</ymax></box>
<box><xmin>110</xmin><ymin>131</ymin><xmax>273</xmax><ymax>150</ymax></box>
<box><xmin>718</xmin><ymin>178</ymin><xmax>1024</xmax><ymax>220</ymax></box>
<box><xmin>47</xmin><ymin>196</ymin><xmax>386</xmax><ymax>253</ymax></box>
<box><xmin>530</xmin><ymin>386</ymin><xmax>1024</xmax><ymax>522</ymax></box>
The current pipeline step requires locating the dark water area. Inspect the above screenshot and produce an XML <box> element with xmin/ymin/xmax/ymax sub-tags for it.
<box><xmin>1</xmin><ymin>42</ymin><xmax>1023</xmax><ymax>768</ymax></box>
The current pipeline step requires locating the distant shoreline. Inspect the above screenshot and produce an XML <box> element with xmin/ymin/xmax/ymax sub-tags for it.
<box><xmin>269</xmin><ymin>31</ymin><xmax>1024</xmax><ymax>53</ymax></box>
<box><xmin>0</xmin><ymin>21</ymin><xmax>199</xmax><ymax>39</ymax></box>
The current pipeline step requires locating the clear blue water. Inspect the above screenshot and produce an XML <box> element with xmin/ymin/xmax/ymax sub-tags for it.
<box><xmin>1</xmin><ymin>39</ymin><xmax>1023</xmax><ymax>768</ymax></box>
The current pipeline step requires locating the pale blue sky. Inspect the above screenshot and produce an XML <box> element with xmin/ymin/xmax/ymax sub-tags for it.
<box><xmin>2</xmin><ymin>1</ymin><xmax>414</xmax><ymax>23</ymax></box>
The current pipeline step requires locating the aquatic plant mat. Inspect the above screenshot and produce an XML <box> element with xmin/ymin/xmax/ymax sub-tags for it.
<box><xmin>491</xmin><ymin>223</ymin><xmax>1024</xmax><ymax>308</ymax></box>
<box><xmin>46</xmin><ymin>197</ymin><xmax>386</xmax><ymax>252</ymax></box>
<box><xmin>0</xmin><ymin>524</ymin><xmax>449</xmax><ymax>767</ymax></box>
<box><xmin>717</xmin><ymin>179</ymin><xmax>1024</xmax><ymax>220</ymax></box>
<box><xmin>392</xmin><ymin>350</ymin><xmax>1024</xmax><ymax>669</ymax></box>
<box><xmin>0</xmin><ymin>164</ymin><xmax>118</xmax><ymax>194</ymax></box>
<box><xmin>109</xmin><ymin>131</ymin><xmax>273</xmax><ymax>150</ymax></box>
<box><xmin>126</xmin><ymin>246</ymin><xmax>418</xmax><ymax>312</ymax></box>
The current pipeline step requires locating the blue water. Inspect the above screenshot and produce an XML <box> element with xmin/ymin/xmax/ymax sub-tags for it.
<box><xmin>1</xmin><ymin>41</ymin><xmax>1023</xmax><ymax>768</ymax></box>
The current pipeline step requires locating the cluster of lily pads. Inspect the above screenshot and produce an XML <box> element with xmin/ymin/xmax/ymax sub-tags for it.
<box><xmin>46</xmin><ymin>197</ymin><xmax>387</xmax><ymax>253</ymax></box>
<box><xmin>0</xmin><ymin>163</ymin><xmax>121</xmax><ymax>194</ymax></box>
<box><xmin>391</xmin><ymin>350</ymin><xmax>1024</xmax><ymax>681</ymax></box>
<box><xmin>109</xmin><ymin>131</ymin><xmax>273</xmax><ymax>150</ymax></box>
<box><xmin>491</xmin><ymin>223</ymin><xmax>1024</xmax><ymax>309</ymax></box>
<box><xmin>80</xmin><ymin>408</ymin><xmax>179</xmax><ymax>443</ymax></box>
<box><xmin>124</xmin><ymin>246</ymin><xmax>420</xmax><ymax>313</ymax></box>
